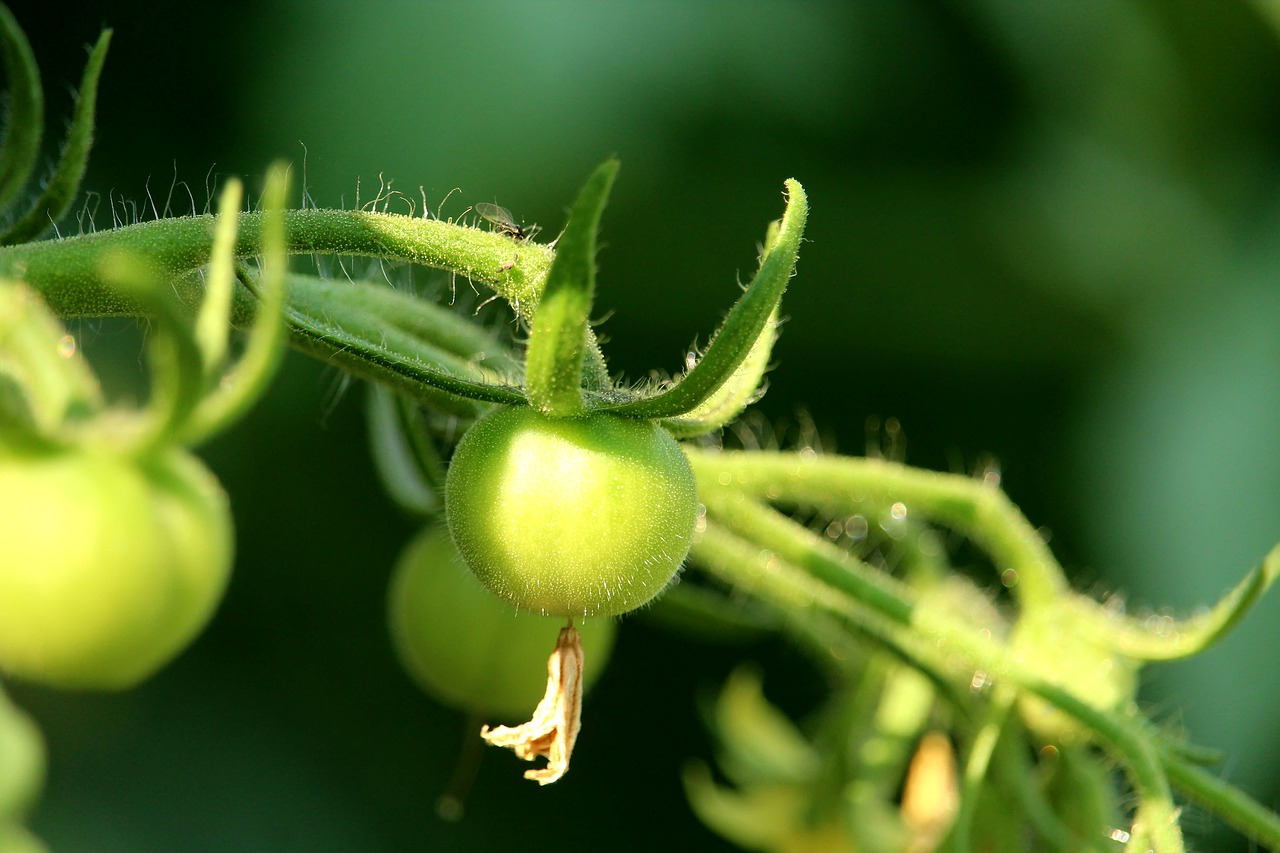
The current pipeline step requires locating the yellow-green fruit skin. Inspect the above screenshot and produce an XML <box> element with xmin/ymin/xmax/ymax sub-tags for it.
<box><xmin>445</xmin><ymin>406</ymin><xmax>698</xmax><ymax>617</ymax></box>
<box><xmin>388</xmin><ymin>527</ymin><xmax>615</xmax><ymax>720</ymax></box>
<box><xmin>0</xmin><ymin>445</ymin><xmax>232</xmax><ymax>690</ymax></box>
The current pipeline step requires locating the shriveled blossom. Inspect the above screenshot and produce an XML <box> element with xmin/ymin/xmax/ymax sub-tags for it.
<box><xmin>480</xmin><ymin>623</ymin><xmax>584</xmax><ymax>785</ymax></box>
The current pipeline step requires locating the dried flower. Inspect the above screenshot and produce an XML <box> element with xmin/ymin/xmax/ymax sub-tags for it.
<box><xmin>480</xmin><ymin>623</ymin><xmax>584</xmax><ymax>785</ymax></box>
<box><xmin>901</xmin><ymin>731</ymin><xmax>958</xmax><ymax>852</ymax></box>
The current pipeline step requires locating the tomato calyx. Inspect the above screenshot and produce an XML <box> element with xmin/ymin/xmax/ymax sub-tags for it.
<box><xmin>0</xmin><ymin>171</ymin><xmax>289</xmax><ymax>691</ymax></box>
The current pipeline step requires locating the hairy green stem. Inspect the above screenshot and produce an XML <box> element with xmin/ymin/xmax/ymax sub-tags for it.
<box><xmin>686</xmin><ymin>448</ymin><xmax>1067</xmax><ymax>611</ymax></box>
<box><xmin>948</xmin><ymin>691</ymin><xmax>1012</xmax><ymax>853</ymax></box>
<box><xmin>694</xmin><ymin>475</ymin><xmax>1193</xmax><ymax>852</ymax></box>
<box><xmin>699</xmin><ymin>486</ymin><xmax>916</xmax><ymax>624</ymax></box>
<box><xmin>0</xmin><ymin>209</ymin><xmax>554</xmax><ymax>319</ymax></box>
<box><xmin>1161</xmin><ymin>747</ymin><xmax>1280</xmax><ymax>848</ymax></box>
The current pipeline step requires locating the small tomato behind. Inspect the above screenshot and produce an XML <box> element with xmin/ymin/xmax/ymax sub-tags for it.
<box><xmin>388</xmin><ymin>527</ymin><xmax>615</xmax><ymax>720</ymax></box>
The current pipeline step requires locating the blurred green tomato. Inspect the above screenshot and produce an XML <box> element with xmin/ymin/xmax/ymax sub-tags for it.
<box><xmin>388</xmin><ymin>527</ymin><xmax>615</xmax><ymax>720</ymax></box>
<box><xmin>0</xmin><ymin>444</ymin><xmax>232</xmax><ymax>689</ymax></box>
<box><xmin>0</xmin><ymin>687</ymin><xmax>43</xmax><ymax>825</ymax></box>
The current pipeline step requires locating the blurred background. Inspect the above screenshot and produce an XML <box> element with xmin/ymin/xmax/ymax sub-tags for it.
<box><xmin>9</xmin><ymin>1</ymin><xmax>1280</xmax><ymax>849</ymax></box>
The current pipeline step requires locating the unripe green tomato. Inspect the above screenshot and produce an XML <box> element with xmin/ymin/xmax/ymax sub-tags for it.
<box><xmin>445</xmin><ymin>406</ymin><xmax>698</xmax><ymax>617</ymax></box>
<box><xmin>0</xmin><ymin>824</ymin><xmax>49</xmax><ymax>853</ymax></box>
<box><xmin>388</xmin><ymin>527</ymin><xmax>615</xmax><ymax>720</ymax></box>
<box><xmin>0</xmin><ymin>444</ymin><xmax>232</xmax><ymax>690</ymax></box>
<box><xmin>0</xmin><ymin>689</ymin><xmax>43</xmax><ymax>824</ymax></box>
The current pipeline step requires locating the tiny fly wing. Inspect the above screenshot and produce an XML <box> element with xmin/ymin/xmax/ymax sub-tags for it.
<box><xmin>475</xmin><ymin>202</ymin><xmax>518</xmax><ymax>231</ymax></box>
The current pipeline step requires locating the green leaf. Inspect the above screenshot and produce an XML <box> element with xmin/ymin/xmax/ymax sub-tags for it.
<box><xmin>604</xmin><ymin>179</ymin><xmax>807</xmax><ymax>420</ymax></box>
<box><xmin>681</xmin><ymin>761</ymin><xmax>803</xmax><ymax>851</ymax></box>
<box><xmin>0</xmin><ymin>4</ymin><xmax>43</xmax><ymax>213</ymax></box>
<box><xmin>524</xmin><ymin>159</ymin><xmax>618</xmax><ymax>416</ymax></box>
<box><xmin>0</xmin><ymin>28</ymin><xmax>111</xmax><ymax>245</ymax></box>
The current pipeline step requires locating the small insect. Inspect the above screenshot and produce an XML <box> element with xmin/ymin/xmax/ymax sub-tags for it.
<box><xmin>475</xmin><ymin>202</ymin><xmax>536</xmax><ymax>240</ymax></box>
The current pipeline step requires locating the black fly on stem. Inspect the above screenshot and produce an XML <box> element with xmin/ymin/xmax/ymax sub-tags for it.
<box><xmin>475</xmin><ymin>202</ymin><xmax>538</xmax><ymax>241</ymax></box>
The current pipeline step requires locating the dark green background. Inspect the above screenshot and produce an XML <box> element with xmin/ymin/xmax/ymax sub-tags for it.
<box><xmin>9</xmin><ymin>2</ymin><xmax>1280</xmax><ymax>850</ymax></box>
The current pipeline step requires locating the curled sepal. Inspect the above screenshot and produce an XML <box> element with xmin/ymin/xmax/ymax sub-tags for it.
<box><xmin>193</xmin><ymin>178</ymin><xmax>244</xmax><ymax>379</ymax></box>
<box><xmin>97</xmin><ymin>252</ymin><xmax>204</xmax><ymax>450</ymax></box>
<box><xmin>0</xmin><ymin>28</ymin><xmax>111</xmax><ymax>246</ymax></box>
<box><xmin>661</xmin><ymin>308</ymin><xmax>776</xmax><ymax>438</ymax></box>
<box><xmin>0</xmin><ymin>5</ymin><xmax>43</xmax><ymax>213</ymax></box>
<box><xmin>480</xmin><ymin>623</ymin><xmax>584</xmax><ymax>785</ymax></box>
<box><xmin>709</xmin><ymin>666</ymin><xmax>819</xmax><ymax>786</ymax></box>
<box><xmin>364</xmin><ymin>384</ymin><xmax>444</xmax><ymax>517</ymax></box>
<box><xmin>183</xmin><ymin>164</ymin><xmax>289</xmax><ymax>444</ymax></box>
<box><xmin>682</xmin><ymin>762</ymin><xmax>819</xmax><ymax>852</ymax></box>
<box><xmin>603</xmin><ymin>179</ymin><xmax>807</xmax><ymax>420</ymax></box>
<box><xmin>662</xmin><ymin>219</ymin><xmax>784</xmax><ymax>437</ymax></box>
<box><xmin>0</xmin><ymin>280</ymin><xmax>102</xmax><ymax>439</ymax></box>
<box><xmin>524</xmin><ymin>160</ymin><xmax>618</xmax><ymax>416</ymax></box>
<box><xmin>1082</xmin><ymin>542</ymin><xmax>1280</xmax><ymax>662</ymax></box>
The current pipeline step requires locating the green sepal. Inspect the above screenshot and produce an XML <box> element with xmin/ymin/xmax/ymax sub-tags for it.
<box><xmin>524</xmin><ymin>159</ymin><xmax>618</xmax><ymax>416</ymax></box>
<box><xmin>184</xmin><ymin>164</ymin><xmax>290</xmax><ymax>445</ymax></box>
<box><xmin>661</xmin><ymin>219</ymin><xmax>785</xmax><ymax>436</ymax></box>
<box><xmin>661</xmin><ymin>308</ymin><xmax>777</xmax><ymax>438</ymax></box>
<box><xmin>0</xmin><ymin>5</ymin><xmax>43</xmax><ymax>213</ymax></box>
<box><xmin>194</xmin><ymin>178</ymin><xmax>243</xmax><ymax>378</ymax></box>
<box><xmin>365</xmin><ymin>384</ymin><xmax>445</xmax><ymax>518</ymax></box>
<box><xmin>710</xmin><ymin>665</ymin><xmax>820</xmax><ymax>786</ymax></box>
<box><xmin>97</xmin><ymin>251</ymin><xmax>205</xmax><ymax>450</ymax></box>
<box><xmin>281</xmin><ymin>274</ymin><xmax>525</xmax><ymax>414</ymax></box>
<box><xmin>1041</xmin><ymin>744</ymin><xmax>1122</xmax><ymax>851</ymax></box>
<box><xmin>0</xmin><ymin>279</ymin><xmax>102</xmax><ymax>438</ymax></box>
<box><xmin>1</xmin><ymin>28</ymin><xmax>111</xmax><ymax>245</ymax></box>
<box><xmin>603</xmin><ymin>179</ymin><xmax>806</xmax><ymax>420</ymax></box>
<box><xmin>321</xmin><ymin>279</ymin><xmax>521</xmax><ymax>377</ymax></box>
<box><xmin>1083</xmin><ymin>542</ymin><xmax>1280</xmax><ymax>661</ymax></box>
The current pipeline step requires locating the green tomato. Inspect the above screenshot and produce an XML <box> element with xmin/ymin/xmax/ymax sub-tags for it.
<box><xmin>445</xmin><ymin>406</ymin><xmax>698</xmax><ymax>617</ymax></box>
<box><xmin>388</xmin><ymin>527</ymin><xmax>615</xmax><ymax>720</ymax></box>
<box><xmin>0</xmin><ymin>443</ymin><xmax>232</xmax><ymax>690</ymax></box>
<box><xmin>0</xmin><ymin>687</ymin><xmax>43</xmax><ymax>824</ymax></box>
<box><xmin>0</xmin><ymin>824</ymin><xmax>49</xmax><ymax>853</ymax></box>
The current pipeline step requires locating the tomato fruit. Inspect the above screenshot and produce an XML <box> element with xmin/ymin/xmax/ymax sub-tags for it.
<box><xmin>388</xmin><ymin>527</ymin><xmax>615</xmax><ymax>719</ymax></box>
<box><xmin>0</xmin><ymin>444</ymin><xmax>233</xmax><ymax>690</ymax></box>
<box><xmin>445</xmin><ymin>406</ymin><xmax>698</xmax><ymax>617</ymax></box>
